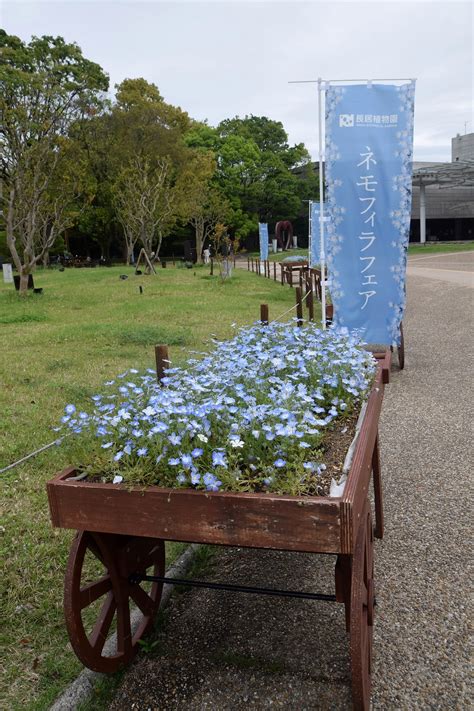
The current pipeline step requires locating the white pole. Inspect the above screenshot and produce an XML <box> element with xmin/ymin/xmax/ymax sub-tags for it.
<box><xmin>308</xmin><ymin>200</ymin><xmax>312</xmax><ymax>265</ymax></box>
<box><xmin>419</xmin><ymin>181</ymin><xmax>426</xmax><ymax>244</ymax></box>
<box><xmin>317</xmin><ymin>78</ymin><xmax>326</xmax><ymax>328</ymax></box>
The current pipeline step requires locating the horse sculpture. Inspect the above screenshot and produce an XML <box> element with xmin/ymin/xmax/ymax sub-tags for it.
<box><xmin>275</xmin><ymin>220</ymin><xmax>294</xmax><ymax>250</ymax></box>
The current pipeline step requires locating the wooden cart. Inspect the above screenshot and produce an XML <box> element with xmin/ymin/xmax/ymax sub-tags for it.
<box><xmin>47</xmin><ymin>352</ymin><xmax>390</xmax><ymax>710</ymax></box>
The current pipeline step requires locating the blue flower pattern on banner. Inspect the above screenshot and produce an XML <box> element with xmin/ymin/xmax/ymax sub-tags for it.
<box><xmin>325</xmin><ymin>82</ymin><xmax>415</xmax><ymax>346</ymax></box>
<box><xmin>259</xmin><ymin>223</ymin><xmax>269</xmax><ymax>261</ymax></box>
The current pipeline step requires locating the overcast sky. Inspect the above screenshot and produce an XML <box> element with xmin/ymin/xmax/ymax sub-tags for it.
<box><xmin>2</xmin><ymin>0</ymin><xmax>473</xmax><ymax>162</ymax></box>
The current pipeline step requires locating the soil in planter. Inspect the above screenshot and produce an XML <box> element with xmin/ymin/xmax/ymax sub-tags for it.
<box><xmin>313</xmin><ymin>410</ymin><xmax>359</xmax><ymax>496</ymax></box>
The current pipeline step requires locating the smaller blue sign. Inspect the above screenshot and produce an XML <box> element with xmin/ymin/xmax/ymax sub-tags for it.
<box><xmin>258</xmin><ymin>223</ymin><xmax>269</xmax><ymax>261</ymax></box>
<box><xmin>310</xmin><ymin>202</ymin><xmax>324</xmax><ymax>267</ymax></box>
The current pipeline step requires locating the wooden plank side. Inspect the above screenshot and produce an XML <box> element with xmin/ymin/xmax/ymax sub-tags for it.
<box><xmin>47</xmin><ymin>478</ymin><xmax>342</xmax><ymax>554</ymax></box>
<box><xmin>340</xmin><ymin>367</ymin><xmax>384</xmax><ymax>552</ymax></box>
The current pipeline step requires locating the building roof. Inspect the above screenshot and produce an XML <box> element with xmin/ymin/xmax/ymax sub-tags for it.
<box><xmin>412</xmin><ymin>160</ymin><xmax>474</xmax><ymax>188</ymax></box>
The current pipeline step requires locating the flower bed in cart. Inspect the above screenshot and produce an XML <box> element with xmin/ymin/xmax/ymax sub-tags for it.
<box><xmin>48</xmin><ymin>323</ymin><xmax>387</xmax><ymax>708</ymax></box>
<box><xmin>59</xmin><ymin>323</ymin><xmax>377</xmax><ymax>499</ymax></box>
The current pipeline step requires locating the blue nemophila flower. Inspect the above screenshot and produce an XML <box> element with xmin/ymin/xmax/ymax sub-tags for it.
<box><xmin>65</xmin><ymin>404</ymin><xmax>76</xmax><ymax>415</ymax></box>
<box><xmin>114</xmin><ymin>451</ymin><xmax>124</xmax><ymax>461</ymax></box>
<box><xmin>102</xmin><ymin>442</ymin><xmax>113</xmax><ymax>449</ymax></box>
<box><xmin>203</xmin><ymin>472</ymin><xmax>222</xmax><ymax>491</ymax></box>
<box><xmin>137</xmin><ymin>448</ymin><xmax>148</xmax><ymax>457</ymax></box>
<box><xmin>212</xmin><ymin>450</ymin><xmax>227</xmax><ymax>468</ymax></box>
<box><xmin>181</xmin><ymin>454</ymin><xmax>193</xmax><ymax>469</ymax></box>
<box><xmin>58</xmin><ymin>321</ymin><xmax>376</xmax><ymax>495</ymax></box>
<box><xmin>274</xmin><ymin>459</ymin><xmax>286</xmax><ymax>468</ymax></box>
<box><xmin>176</xmin><ymin>473</ymin><xmax>187</xmax><ymax>484</ymax></box>
<box><xmin>190</xmin><ymin>470</ymin><xmax>201</xmax><ymax>485</ymax></box>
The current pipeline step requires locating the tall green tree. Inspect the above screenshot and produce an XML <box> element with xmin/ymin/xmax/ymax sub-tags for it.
<box><xmin>109</xmin><ymin>78</ymin><xmax>214</xmax><ymax>259</ymax></box>
<box><xmin>0</xmin><ymin>31</ymin><xmax>108</xmax><ymax>291</ymax></box>
<box><xmin>186</xmin><ymin>115</ymin><xmax>318</xmax><ymax>241</ymax></box>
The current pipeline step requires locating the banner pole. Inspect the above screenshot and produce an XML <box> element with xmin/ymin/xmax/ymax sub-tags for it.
<box><xmin>317</xmin><ymin>78</ymin><xmax>326</xmax><ymax>329</ymax></box>
<box><xmin>308</xmin><ymin>200</ymin><xmax>312</xmax><ymax>267</ymax></box>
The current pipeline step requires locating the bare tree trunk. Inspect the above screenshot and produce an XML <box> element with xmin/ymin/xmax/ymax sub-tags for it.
<box><xmin>195</xmin><ymin>225</ymin><xmax>204</xmax><ymax>265</ymax></box>
<box><xmin>42</xmin><ymin>250</ymin><xmax>50</xmax><ymax>268</ymax></box>
<box><xmin>19</xmin><ymin>268</ymin><xmax>30</xmax><ymax>294</ymax></box>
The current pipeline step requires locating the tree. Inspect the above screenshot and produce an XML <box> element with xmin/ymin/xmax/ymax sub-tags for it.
<box><xmin>0</xmin><ymin>31</ymin><xmax>108</xmax><ymax>292</ymax></box>
<box><xmin>186</xmin><ymin>116</ymin><xmax>318</xmax><ymax>242</ymax></box>
<box><xmin>112</xmin><ymin>156</ymin><xmax>174</xmax><ymax>262</ymax></box>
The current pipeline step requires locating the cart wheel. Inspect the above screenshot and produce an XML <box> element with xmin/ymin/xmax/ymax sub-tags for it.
<box><xmin>350</xmin><ymin>503</ymin><xmax>374</xmax><ymax>711</ymax></box>
<box><xmin>398</xmin><ymin>322</ymin><xmax>405</xmax><ymax>370</ymax></box>
<box><xmin>64</xmin><ymin>531</ymin><xmax>165</xmax><ymax>673</ymax></box>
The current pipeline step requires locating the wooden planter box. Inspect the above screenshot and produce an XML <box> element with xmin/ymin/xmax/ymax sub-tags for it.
<box><xmin>47</xmin><ymin>349</ymin><xmax>390</xmax><ymax>707</ymax></box>
<box><xmin>47</xmin><ymin>352</ymin><xmax>390</xmax><ymax>556</ymax></box>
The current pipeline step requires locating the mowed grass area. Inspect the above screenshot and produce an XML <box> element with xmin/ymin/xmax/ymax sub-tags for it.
<box><xmin>0</xmin><ymin>265</ymin><xmax>305</xmax><ymax>711</ymax></box>
<box><xmin>244</xmin><ymin>241</ymin><xmax>474</xmax><ymax>261</ymax></box>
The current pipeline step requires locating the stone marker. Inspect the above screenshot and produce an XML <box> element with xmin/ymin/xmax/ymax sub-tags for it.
<box><xmin>2</xmin><ymin>264</ymin><xmax>13</xmax><ymax>284</ymax></box>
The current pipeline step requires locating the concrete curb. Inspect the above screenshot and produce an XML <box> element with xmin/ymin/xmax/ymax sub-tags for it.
<box><xmin>50</xmin><ymin>543</ymin><xmax>201</xmax><ymax>711</ymax></box>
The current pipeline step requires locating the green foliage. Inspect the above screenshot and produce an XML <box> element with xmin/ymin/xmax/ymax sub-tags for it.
<box><xmin>0</xmin><ymin>30</ymin><xmax>109</xmax><ymax>282</ymax></box>
<box><xmin>186</xmin><ymin>116</ymin><xmax>318</xmax><ymax>239</ymax></box>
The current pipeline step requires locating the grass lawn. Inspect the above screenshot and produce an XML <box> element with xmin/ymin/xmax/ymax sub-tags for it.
<box><xmin>244</xmin><ymin>241</ymin><xmax>474</xmax><ymax>261</ymax></box>
<box><xmin>407</xmin><ymin>241</ymin><xmax>474</xmax><ymax>255</ymax></box>
<box><xmin>0</xmin><ymin>264</ymin><xmax>306</xmax><ymax>710</ymax></box>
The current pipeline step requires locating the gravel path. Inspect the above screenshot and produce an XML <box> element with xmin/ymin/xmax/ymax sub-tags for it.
<box><xmin>108</xmin><ymin>261</ymin><xmax>473</xmax><ymax>710</ymax></box>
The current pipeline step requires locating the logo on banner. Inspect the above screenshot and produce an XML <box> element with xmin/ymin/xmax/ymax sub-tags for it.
<box><xmin>339</xmin><ymin>114</ymin><xmax>354</xmax><ymax>127</ymax></box>
<box><xmin>339</xmin><ymin>113</ymin><xmax>399</xmax><ymax>128</ymax></box>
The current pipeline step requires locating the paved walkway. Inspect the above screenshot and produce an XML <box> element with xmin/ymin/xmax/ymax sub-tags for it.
<box><xmin>108</xmin><ymin>253</ymin><xmax>473</xmax><ymax>710</ymax></box>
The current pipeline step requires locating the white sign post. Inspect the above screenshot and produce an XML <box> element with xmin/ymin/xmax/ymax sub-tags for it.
<box><xmin>2</xmin><ymin>264</ymin><xmax>13</xmax><ymax>284</ymax></box>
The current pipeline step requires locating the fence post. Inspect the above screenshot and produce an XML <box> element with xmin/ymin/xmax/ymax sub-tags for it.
<box><xmin>155</xmin><ymin>344</ymin><xmax>170</xmax><ymax>384</ymax></box>
<box><xmin>280</xmin><ymin>264</ymin><xmax>284</xmax><ymax>286</ymax></box>
<box><xmin>307</xmin><ymin>284</ymin><xmax>314</xmax><ymax>322</ymax></box>
<box><xmin>296</xmin><ymin>287</ymin><xmax>303</xmax><ymax>327</ymax></box>
<box><xmin>273</xmin><ymin>262</ymin><xmax>277</xmax><ymax>281</ymax></box>
<box><xmin>247</xmin><ymin>257</ymin><xmax>250</xmax><ymax>271</ymax></box>
<box><xmin>260</xmin><ymin>303</ymin><xmax>269</xmax><ymax>325</ymax></box>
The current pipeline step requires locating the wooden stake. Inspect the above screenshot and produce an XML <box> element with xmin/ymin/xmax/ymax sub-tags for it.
<box><xmin>260</xmin><ymin>304</ymin><xmax>269</xmax><ymax>324</ymax></box>
<box><xmin>155</xmin><ymin>344</ymin><xmax>170</xmax><ymax>383</ymax></box>
<box><xmin>273</xmin><ymin>262</ymin><xmax>277</xmax><ymax>281</ymax></box>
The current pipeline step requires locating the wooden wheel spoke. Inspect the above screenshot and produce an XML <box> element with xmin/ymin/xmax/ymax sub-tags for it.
<box><xmin>129</xmin><ymin>583</ymin><xmax>156</xmax><ymax>618</ymax></box>
<box><xmin>80</xmin><ymin>575</ymin><xmax>112</xmax><ymax>609</ymax></box>
<box><xmin>118</xmin><ymin>538</ymin><xmax>163</xmax><ymax>577</ymax></box>
<box><xmin>116</xmin><ymin>597</ymin><xmax>132</xmax><ymax>655</ymax></box>
<box><xmin>89</xmin><ymin>592</ymin><xmax>116</xmax><ymax>653</ymax></box>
